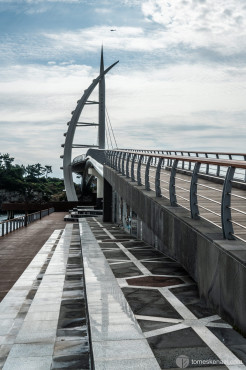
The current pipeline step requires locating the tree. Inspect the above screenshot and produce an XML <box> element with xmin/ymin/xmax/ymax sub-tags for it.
<box><xmin>44</xmin><ymin>165</ymin><xmax>52</xmax><ymax>178</ymax></box>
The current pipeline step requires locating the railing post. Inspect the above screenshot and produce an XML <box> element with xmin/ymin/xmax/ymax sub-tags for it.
<box><xmin>24</xmin><ymin>213</ymin><xmax>27</xmax><ymax>227</ymax></box>
<box><xmin>112</xmin><ymin>152</ymin><xmax>116</xmax><ymax>169</ymax></box>
<box><xmin>221</xmin><ymin>166</ymin><xmax>235</xmax><ymax>240</ymax></box>
<box><xmin>126</xmin><ymin>153</ymin><xmax>131</xmax><ymax>178</ymax></box>
<box><xmin>155</xmin><ymin>157</ymin><xmax>163</xmax><ymax>197</ymax></box>
<box><xmin>113</xmin><ymin>152</ymin><xmax>117</xmax><ymax>169</ymax></box>
<box><xmin>169</xmin><ymin>159</ymin><xmax>178</xmax><ymax>206</ymax></box>
<box><xmin>110</xmin><ymin>151</ymin><xmax>113</xmax><ymax>167</ymax></box>
<box><xmin>216</xmin><ymin>154</ymin><xmax>220</xmax><ymax>177</ymax></box>
<box><xmin>244</xmin><ymin>155</ymin><xmax>246</xmax><ymax>182</ymax></box>
<box><xmin>114</xmin><ymin>152</ymin><xmax>118</xmax><ymax>170</ymax></box>
<box><xmin>122</xmin><ymin>152</ymin><xmax>126</xmax><ymax>175</ymax></box>
<box><xmin>137</xmin><ymin>155</ymin><xmax>144</xmax><ymax>185</ymax></box>
<box><xmin>145</xmin><ymin>156</ymin><xmax>152</xmax><ymax>191</ymax></box>
<box><xmin>188</xmin><ymin>152</ymin><xmax>191</xmax><ymax>171</ymax></box>
<box><xmin>117</xmin><ymin>152</ymin><xmax>122</xmax><ymax>173</ymax></box>
<box><xmin>190</xmin><ymin>162</ymin><xmax>201</xmax><ymax>219</ymax></box>
<box><xmin>205</xmin><ymin>153</ymin><xmax>209</xmax><ymax>174</ymax></box>
<box><xmin>131</xmin><ymin>153</ymin><xmax>137</xmax><ymax>181</ymax></box>
<box><xmin>181</xmin><ymin>152</ymin><xmax>184</xmax><ymax>169</ymax></box>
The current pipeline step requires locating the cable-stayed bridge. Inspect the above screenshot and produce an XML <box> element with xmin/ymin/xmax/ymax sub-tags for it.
<box><xmin>1</xmin><ymin>49</ymin><xmax>246</xmax><ymax>370</ymax></box>
<box><xmin>60</xmin><ymin>49</ymin><xmax>246</xmax><ymax>341</ymax></box>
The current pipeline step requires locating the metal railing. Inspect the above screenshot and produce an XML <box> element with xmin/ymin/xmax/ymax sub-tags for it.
<box><xmin>106</xmin><ymin>150</ymin><xmax>246</xmax><ymax>242</ymax></box>
<box><xmin>72</xmin><ymin>154</ymin><xmax>86</xmax><ymax>164</ymax></box>
<box><xmin>0</xmin><ymin>208</ymin><xmax>55</xmax><ymax>237</ymax></box>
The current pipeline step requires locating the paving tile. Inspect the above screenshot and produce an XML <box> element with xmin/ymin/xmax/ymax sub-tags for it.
<box><xmin>142</xmin><ymin>261</ymin><xmax>188</xmax><ymax>276</ymax></box>
<box><xmin>95</xmin><ymin>357</ymin><xmax>160</xmax><ymax>370</ymax></box>
<box><xmin>16</xmin><ymin>320</ymin><xmax>57</xmax><ymax>344</ymax></box>
<box><xmin>110</xmin><ymin>262</ymin><xmax>143</xmax><ymax>278</ymax></box>
<box><xmin>208</xmin><ymin>327</ymin><xmax>246</xmax><ymax>364</ymax></box>
<box><xmin>137</xmin><ymin>319</ymin><xmax>177</xmax><ymax>332</ymax></box>
<box><xmin>170</xmin><ymin>285</ymin><xmax>216</xmax><ymax>319</ymax></box>
<box><xmin>3</xmin><ymin>355</ymin><xmax>53</xmax><ymax>370</ymax></box>
<box><xmin>122</xmin><ymin>287</ymin><xmax>183</xmax><ymax>319</ymax></box>
<box><xmin>8</xmin><ymin>343</ymin><xmax>54</xmax><ymax>358</ymax></box>
<box><xmin>92</xmin><ymin>339</ymin><xmax>156</xmax><ymax>360</ymax></box>
<box><xmin>0</xmin><ymin>320</ymin><xmax>14</xmax><ymax>336</ymax></box>
<box><xmin>147</xmin><ymin>327</ymin><xmax>220</xmax><ymax>369</ymax></box>
<box><xmin>24</xmin><ymin>311</ymin><xmax>60</xmax><ymax>321</ymax></box>
<box><xmin>91</xmin><ymin>323</ymin><xmax>143</xmax><ymax>341</ymax></box>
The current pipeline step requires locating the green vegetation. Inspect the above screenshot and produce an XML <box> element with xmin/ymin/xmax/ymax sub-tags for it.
<box><xmin>0</xmin><ymin>153</ymin><xmax>65</xmax><ymax>201</ymax></box>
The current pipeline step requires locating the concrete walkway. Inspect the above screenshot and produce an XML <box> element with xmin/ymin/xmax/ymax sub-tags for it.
<box><xmin>0</xmin><ymin>217</ymin><xmax>246</xmax><ymax>369</ymax></box>
<box><xmin>0</xmin><ymin>212</ymin><xmax>67</xmax><ymax>301</ymax></box>
<box><xmin>0</xmin><ymin>223</ymin><xmax>90</xmax><ymax>369</ymax></box>
<box><xmin>81</xmin><ymin>218</ymin><xmax>246</xmax><ymax>370</ymax></box>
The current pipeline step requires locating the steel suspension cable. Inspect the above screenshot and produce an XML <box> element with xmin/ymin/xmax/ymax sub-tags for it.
<box><xmin>106</xmin><ymin>106</ymin><xmax>118</xmax><ymax>148</ymax></box>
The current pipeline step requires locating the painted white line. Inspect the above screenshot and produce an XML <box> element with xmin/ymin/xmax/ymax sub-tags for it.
<box><xmin>103</xmin><ymin>228</ymin><xmax>116</xmax><ymax>240</ymax></box>
<box><xmin>206</xmin><ymin>323</ymin><xmax>232</xmax><ymax>329</ymax></box>
<box><xmin>135</xmin><ymin>315</ymin><xmax>183</xmax><ymax>324</ymax></box>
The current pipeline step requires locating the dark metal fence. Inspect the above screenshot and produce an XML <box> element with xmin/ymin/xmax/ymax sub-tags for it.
<box><xmin>106</xmin><ymin>150</ymin><xmax>246</xmax><ymax>242</ymax></box>
<box><xmin>0</xmin><ymin>208</ymin><xmax>55</xmax><ymax>237</ymax></box>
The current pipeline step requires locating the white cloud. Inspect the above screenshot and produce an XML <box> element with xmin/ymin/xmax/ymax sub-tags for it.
<box><xmin>1</xmin><ymin>61</ymin><xmax>245</xmax><ymax>178</ymax></box>
<box><xmin>94</xmin><ymin>8</ymin><xmax>112</xmax><ymax>14</ymax></box>
<box><xmin>141</xmin><ymin>0</ymin><xmax>246</xmax><ymax>56</ymax></box>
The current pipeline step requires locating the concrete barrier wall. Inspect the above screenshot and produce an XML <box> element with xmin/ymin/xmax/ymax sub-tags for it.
<box><xmin>104</xmin><ymin>166</ymin><xmax>246</xmax><ymax>335</ymax></box>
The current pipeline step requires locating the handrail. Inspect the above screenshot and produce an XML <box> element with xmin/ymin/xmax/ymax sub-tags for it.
<box><xmin>106</xmin><ymin>150</ymin><xmax>246</xmax><ymax>242</ymax></box>
<box><xmin>0</xmin><ymin>208</ymin><xmax>55</xmax><ymax>237</ymax></box>
<box><xmin>120</xmin><ymin>149</ymin><xmax>246</xmax><ymax>157</ymax></box>
<box><xmin>113</xmin><ymin>150</ymin><xmax>246</xmax><ymax>169</ymax></box>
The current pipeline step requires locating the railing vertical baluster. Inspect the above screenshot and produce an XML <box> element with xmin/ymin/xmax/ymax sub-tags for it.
<box><xmin>216</xmin><ymin>154</ymin><xmax>220</xmax><ymax>177</ymax></box>
<box><xmin>113</xmin><ymin>152</ymin><xmax>117</xmax><ymax>169</ymax></box>
<box><xmin>115</xmin><ymin>152</ymin><xmax>119</xmax><ymax>170</ymax></box>
<box><xmin>126</xmin><ymin>153</ymin><xmax>130</xmax><ymax>178</ymax></box>
<box><xmin>131</xmin><ymin>154</ymin><xmax>137</xmax><ymax>181</ymax></box>
<box><xmin>109</xmin><ymin>151</ymin><xmax>111</xmax><ymax>167</ymax></box>
<box><xmin>145</xmin><ymin>156</ymin><xmax>152</xmax><ymax>191</ymax></box>
<box><xmin>155</xmin><ymin>158</ymin><xmax>163</xmax><ymax>197</ymax></box>
<box><xmin>118</xmin><ymin>152</ymin><xmax>122</xmax><ymax>172</ymax></box>
<box><xmin>137</xmin><ymin>155</ymin><xmax>144</xmax><ymax>185</ymax></box>
<box><xmin>190</xmin><ymin>162</ymin><xmax>201</xmax><ymax>219</ymax></box>
<box><xmin>111</xmin><ymin>151</ymin><xmax>114</xmax><ymax>168</ymax></box>
<box><xmin>244</xmin><ymin>155</ymin><xmax>246</xmax><ymax>182</ymax></box>
<box><xmin>109</xmin><ymin>151</ymin><xmax>112</xmax><ymax>167</ymax></box>
<box><xmin>188</xmin><ymin>152</ymin><xmax>191</xmax><ymax>171</ymax></box>
<box><xmin>181</xmin><ymin>152</ymin><xmax>184</xmax><ymax>169</ymax></box>
<box><xmin>205</xmin><ymin>153</ymin><xmax>209</xmax><ymax>174</ymax></box>
<box><xmin>221</xmin><ymin>166</ymin><xmax>235</xmax><ymax>240</ymax></box>
<box><xmin>169</xmin><ymin>159</ymin><xmax>178</xmax><ymax>206</ymax></box>
<box><xmin>122</xmin><ymin>152</ymin><xmax>126</xmax><ymax>175</ymax></box>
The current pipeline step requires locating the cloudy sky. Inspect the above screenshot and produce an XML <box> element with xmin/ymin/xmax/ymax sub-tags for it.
<box><xmin>0</xmin><ymin>0</ymin><xmax>246</xmax><ymax>177</ymax></box>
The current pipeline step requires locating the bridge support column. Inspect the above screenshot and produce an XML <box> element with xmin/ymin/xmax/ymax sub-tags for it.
<box><xmin>112</xmin><ymin>191</ymin><xmax>118</xmax><ymax>223</ymax></box>
<box><xmin>103</xmin><ymin>179</ymin><xmax>112</xmax><ymax>222</ymax></box>
<box><xmin>88</xmin><ymin>168</ymin><xmax>104</xmax><ymax>209</ymax></box>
